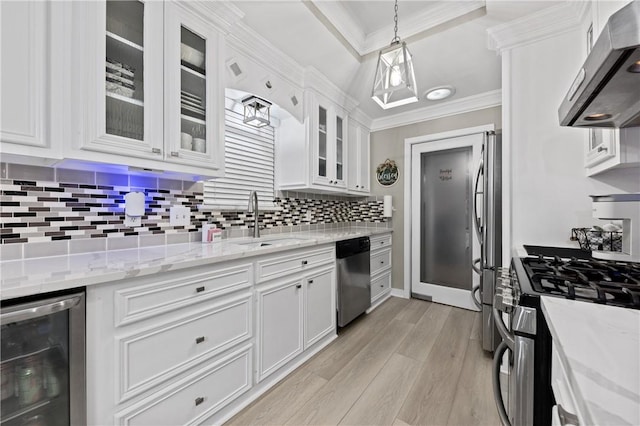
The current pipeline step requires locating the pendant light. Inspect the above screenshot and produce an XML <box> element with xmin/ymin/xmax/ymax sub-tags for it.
<box><xmin>242</xmin><ymin>96</ymin><xmax>272</xmax><ymax>127</ymax></box>
<box><xmin>371</xmin><ymin>0</ymin><xmax>418</xmax><ymax>109</ymax></box>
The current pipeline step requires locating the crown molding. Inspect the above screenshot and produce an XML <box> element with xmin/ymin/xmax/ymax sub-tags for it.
<box><xmin>349</xmin><ymin>107</ymin><xmax>374</xmax><ymax>130</ymax></box>
<box><xmin>304</xmin><ymin>67</ymin><xmax>359</xmax><ymax>113</ymax></box>
<box><xmin>310</xmin><ymin>0</ymin><xmax>485</xmax><ymax>56</ymax></box>
<box><xmin>487</xmin><ymin>1</ymin><xmax>590</xmax><ymax>53</ymax></box>
<box><xmin>370</xmin><ymin>89</ymin><xmax>502</xmax><ymax>132</ymax></box>
<box><xmin>178</xmin><ymin>0</ymin><xmax>244</xmax><ymax>34</ymax></box>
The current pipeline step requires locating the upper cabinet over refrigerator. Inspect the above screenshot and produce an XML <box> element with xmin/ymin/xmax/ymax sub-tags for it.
<box><xmin>70</xmin><ymin>0</ymin><xmax>225</xmax><ymax>178</ymax></box>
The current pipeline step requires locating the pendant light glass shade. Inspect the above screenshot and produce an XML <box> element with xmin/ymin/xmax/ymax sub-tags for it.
<box><xmin>242</xmin><ymin>96</ymin><xmax>272</xmax><ymax>127</ymax></box>
<box><xmin>372</xmin><ymin>41</ymin><xmax>418</xmax><ymax>109</ymax></box>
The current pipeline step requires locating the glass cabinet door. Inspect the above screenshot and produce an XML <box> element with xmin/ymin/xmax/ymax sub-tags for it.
<box><xmin>79</xmin><ymin>0</ymin><xmax>163</xmax><ymax>157</ymax></box>
<box><xmin>335</xmin><ymin>115</ymin><xmax>344</xmax><ymax>184</ymax></box>
<box><xmin>105</xmin><ymin>0</ymin><xmax>144</xmax><ymax>141</ymax></box>
<box><xmin>179</xmin><ymin>27</ymin><xmax>207</xmax><ymax>154</ymax></box>
<box><xmin>164</xmin><ymin>3</ymin><xmax>224</xmax><ymax>174</ymax></box>
<box><xmin>318</xmin><ymin>106</ymin><xmax>328</xmax><ymax>178</ymax></box>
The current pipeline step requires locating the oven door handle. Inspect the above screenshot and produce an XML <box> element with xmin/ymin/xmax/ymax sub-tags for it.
<box><xmin>493</xmin><ymin>341</ymin><xmax>512</xmax><ymax>426</ymax></box>
<box><xmin>1</xmin><ymin>295</ymin><xmax>82</xmax><ymax>325</ymax></box>
<box><xmin>493</xmin><ymin>306</ymin><xmax>515</xmax><ymax>350</ymax></box>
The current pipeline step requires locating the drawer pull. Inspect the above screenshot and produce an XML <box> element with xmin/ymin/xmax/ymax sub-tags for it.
<box><xmin>195</xmin><ymin>396</ymin><xmax>205</xmax><ymax>406</ymax></box>
<box><xmin>308</xmin><ymin>279</ymin><xmax>314</xmax><ymax>284</ymax></box>
<box><xmin>170</xmin><ymin>151</ymin><xmax>179</xmax><ymax>157</ymax></box>
<box><xmin>151</xmin><ymin>148</ymin><xmax>161</xmax><ymax>154</ymax></box>
<box><xmin>301</xmin><ymin>260</ymin><xmax>308</xmax><ymax>265</ymax></box>
<box><xmin>196</xmin><ymin>286</ymin><xmax>205</xmax><ymax>293</ymax></box>
<box><xmin>195</xmin><ymin>336</ymin><xmax>205</xmax><ymax>344</ymax></box>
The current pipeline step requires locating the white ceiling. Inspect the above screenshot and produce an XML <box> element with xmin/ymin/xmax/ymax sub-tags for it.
<box><xmin>231</xmin><ymin>0</ymin><xmax>560</xmax><ymax>121</ymax></box>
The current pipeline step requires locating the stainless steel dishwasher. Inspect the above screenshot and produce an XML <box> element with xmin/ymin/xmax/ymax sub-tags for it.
<box><xmin>336</xmin><ymin>237</ymin><xmax>371</xmax><ymax>327</ymax></box>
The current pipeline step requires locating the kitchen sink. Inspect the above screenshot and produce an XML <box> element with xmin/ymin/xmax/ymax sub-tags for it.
<box><xmin>232</xmin><ymin>237</ymin><xmax>309</xmax><ymax>249</ymax></box>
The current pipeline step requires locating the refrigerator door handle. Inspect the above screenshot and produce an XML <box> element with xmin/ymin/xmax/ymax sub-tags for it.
<box><xmin>473</xmin><ymin>157</ymin><xmax>484</xmax><ymax>246</ymax></box>
<box><xmin>1</xmin><ymin>295</ymin><xmax>82</xmax><ymax>325</ymax></box>
<box><xmin>472</xmin><ymin>257</ymin><xmax>482</xmax><ymax>275</ymax></box>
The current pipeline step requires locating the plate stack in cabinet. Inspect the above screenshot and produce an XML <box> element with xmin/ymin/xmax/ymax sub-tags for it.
<box><xmin>86</xmin><ymin>261</ymin><xmax>254</xmax><ymax>426</ymax></box>
<box><xmin>369</xmin><ymin>233</ymin><xmax>392</xmax><ymax>309</ymax></box>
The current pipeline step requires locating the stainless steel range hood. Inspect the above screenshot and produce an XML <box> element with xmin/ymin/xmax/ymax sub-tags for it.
<box><xmin>559</xmin><ymin>1</ymin><xmax>640</xmax><ymax>128</ymax></box>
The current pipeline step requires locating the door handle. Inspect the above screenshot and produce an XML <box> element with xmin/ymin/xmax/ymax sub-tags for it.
<box><xmin>472</xmin><ymin>258</ymin><xmax>482</xmax><ymax>275</ymax></box>
<box><xmin>473</xmin><ymin>157</ymin><xmax>484</xmax><ymax>248</ymax></box>
<box><xmin>493</xmin><ymin>306</ymin><xmax>514</xmax><ymax>350</ymax></box>
<box><xmin>1</xmin><ymin>295</ymin><xmax>82</xmax><ymax>325</ymax></box>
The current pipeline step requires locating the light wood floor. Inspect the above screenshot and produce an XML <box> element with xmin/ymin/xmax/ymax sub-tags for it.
<box><xmin>227</xmin><ymin>297</ymin><xmax>500</xmax><ymax>426</ymax></box>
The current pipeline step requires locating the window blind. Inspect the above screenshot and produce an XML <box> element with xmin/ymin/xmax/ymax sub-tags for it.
<box><xmin>203</xmin><ymin>108</ymin><xmax>275</xmax><ymax>208</ymax></box>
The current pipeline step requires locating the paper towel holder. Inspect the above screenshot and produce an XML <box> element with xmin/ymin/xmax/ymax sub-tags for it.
<box><xmin>383</xmin><ymin>195</ymin><xmax>395</xmax><ymax>218</ymax></box>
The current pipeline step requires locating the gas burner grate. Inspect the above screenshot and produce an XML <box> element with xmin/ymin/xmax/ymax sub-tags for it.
<box><xmin>522</xmin><ymin>256</ymin><xmax>640</xmax><ymax>309</ymax></box>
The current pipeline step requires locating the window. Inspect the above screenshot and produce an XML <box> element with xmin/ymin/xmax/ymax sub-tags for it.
<box><xmin>203</xmin><ymin>105</ymin><xmax>275</xmax><ymax>208</ymax></box>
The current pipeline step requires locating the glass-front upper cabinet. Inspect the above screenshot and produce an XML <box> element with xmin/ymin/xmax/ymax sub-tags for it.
<box><xmin>335</xmin><ymin>115</ymin><xmax>344</xmax><ymax>184</ymax></box>
<box><xmin>77</xmin><ymin>0</ymin><xmax>163</xmax><ymax>158</ymax></box>
<box><xmin>318</xmin><ymin>106</ymin><xmax>328</xmax><ymax>179</ymax></box>
<box><xmin>164</xmin><ymin>2</ymin><xmax>224</xmax><ymax>172</ymax></box>
<box><xmin>310</xmin><ymin>95</ymin><xmax>347</xmax><ymax>188</ymax></box>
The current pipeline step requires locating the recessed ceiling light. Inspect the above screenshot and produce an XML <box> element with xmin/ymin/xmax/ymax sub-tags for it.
<box><xmin>424</xmin><ymin>86</ymin><xmax>455</xmax><ymax>101</ymax></box>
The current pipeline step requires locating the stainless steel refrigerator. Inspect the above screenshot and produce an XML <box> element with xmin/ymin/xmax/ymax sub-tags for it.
<box><xmin>472</xmin><ymin>131</ymin><xmax>502</xmax><ymax>352</ymax></box>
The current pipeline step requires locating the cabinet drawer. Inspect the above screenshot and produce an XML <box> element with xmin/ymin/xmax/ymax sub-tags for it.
<box><xmin>256</xmin><ymin>246</ymin><xmax>334</xmax><ymax>283</ymax></box>
<box><xmin>370</xmin><ymin>248</ymin><xmax>391</xmax><ymax>276</ymax></box>
<box><xmin>118</xmin><ymin>292</ymin><xmax>252</xmax><ymax>401</ymax></box>
<box><xmin>117</xmin><ymin>344</ymin><xmax>253</xmax><ymax>426</ymax></box>
<box><xmin>114</xmin><ymin>262</ymin><xmax>252</xmax><ymax>326</ymax></box>
<box><xmin>371</xmin><ymin>271</ymin><xmax>391</xmax><ymax>302</ymax></box>
<box><xmin>370</xmin><ymin>234</ymin><xmax>392</xmax><ymax>251</ymax></box>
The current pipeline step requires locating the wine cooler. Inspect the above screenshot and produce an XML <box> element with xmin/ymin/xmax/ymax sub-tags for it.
<box><xmin>1</xmin><ymin>291</ymin><xmax>85</xmax><ymax>425</ymax></box>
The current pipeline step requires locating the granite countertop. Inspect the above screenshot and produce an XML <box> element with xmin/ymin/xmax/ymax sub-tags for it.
<box><xmin>0</xmin><ymin>229</ymin><xmax>392</xmax><ymax>300</ymax></box>
<box><xmin>541</xmin><ymin>296</ymin><xmax>640</xmax><ymax>426</ymax></box>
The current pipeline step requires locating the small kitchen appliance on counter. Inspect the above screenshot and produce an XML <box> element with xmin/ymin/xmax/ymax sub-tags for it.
<box><xmin>590</xmin><ymin>193</ymin><xmax>640</xmax><ymax>262</ymax></box>
<box><xmin>491</xmin><ymin>246</ymin><xmax>640</xmax><ymax>426</ymax></box>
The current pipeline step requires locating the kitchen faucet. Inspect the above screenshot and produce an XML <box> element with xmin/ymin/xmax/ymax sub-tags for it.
<box><xmin>248</xmin><ymin>190</ymin><xmax>260</xmax><ymax>238</ymax></box>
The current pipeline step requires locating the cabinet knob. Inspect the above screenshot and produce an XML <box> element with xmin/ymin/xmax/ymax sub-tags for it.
<box><xmin>296</xmin><ymin>284</ymin><xmax>302</xmax><ymax>289</ymax></box>
<box><xmin>308</xmin><ymin>279</ymin><xmax>314</xmax><ymax>284</ymax></box>
<box><xmin>355</xmin><ymin>185</ymin><xmax>359</xmax><ymax>188</ymax></box>
<box><xmin>151</xmin><ymin>148</ymin><xmax>161</xmax><ymax>154</ymax></box>
<box><xmin>380</xmin><ymin>260</ymin><xmax>384</xmax><ymax>264</ymax></box>
<box><xmin>380</xmin><ymin>284</ymin><xmax>384</xmax><ymax>288</ymax></box>
<box><xmin>195</xmin><ymin>396</ymin><xmax>205</xmax><ymax>406</ymax></box>
<box><xmin>196</xmin><ymin>286</ymin><xmax>205</xmax><ymax>293</ymax></box>
<box><xmin>329</xmin><ymin>180</ymin><xmax>334</xmax><ymax>184</ymax></box>
<box><xmin>301</xmin><ymin>260</ymin><xmax>308</xmax><ymax>265</ymax></box>
<box><xmin>195</xmin><ymin>336</ymin><xmax>205</xmax><ymax>344</ymax></box>
<box><xmin>334</xmin><ymin>181</ymin><xmax>338</xmax><ymax>185</ymax></box>
<box><xmin>170</xmin><ymin>151</ymin><xmax>179</xmax><ymax>157</ymax></box>
<box><xmin>380</xmin><ymin>241</ymin><xmax>384</xmax><ymax>245</ymax></box>
<box><xmin>597</xmin><ymin>146</ymin><xmax>608</xmax><ymax>152</ymax></box>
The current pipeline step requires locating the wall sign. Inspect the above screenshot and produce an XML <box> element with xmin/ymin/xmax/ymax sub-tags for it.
<box><xmin>376</xmin><ymin>159</ymin><xmax>399</xmax><ymax>187</ymax></box>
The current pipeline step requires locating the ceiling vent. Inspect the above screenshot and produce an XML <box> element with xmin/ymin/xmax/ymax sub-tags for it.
<box><xmin>229</xmin><ymin>62</ymin><xmax>242</xmax><ymax>77</ymax></box>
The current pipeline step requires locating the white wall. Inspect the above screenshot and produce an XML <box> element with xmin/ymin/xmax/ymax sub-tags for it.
<box><xmin>507</xmin><ymin>26</ymin><xmax>640</xmax><ymax>252</ymax></box>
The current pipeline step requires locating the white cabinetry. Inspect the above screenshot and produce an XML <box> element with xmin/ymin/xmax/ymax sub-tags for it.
<box><xmin>255</xmin><ymin>277</ymin><xmax>304</xmax><ymax>381</ymax></box>
<box><xmin>550</xmin><ymin>344</ymin><xmax>584</xmax><ymax>426</ymax></box>
<box><xmin>347</xmin><ymin>120</ymin><xmax>371</xmax><ymax>194</ymax></box>
<box><xmin>71</xmin><ymin>1</ymin><xmax>225</xmax><ymax>178</ymax></box>
<box><xmin>0</xmin><ymin>1</ymin><xmax>54</xmax><ymax>163</ymax></box>
<box><xmin>86</xmin><ymin>261</ymin><xmax>253</xmax><ymax>425</ymax></box>
<box><xmin>584</xmin><ymin>0</ymin><xmax>639</xmax><ymax>176</ymax></box>
<box><xmin>369</xmin><ymin>233</ymin><xmax>392</xmax><ymax>309</ymax></box>
<box><xmin>276</xmin><ymin>91</ymin><xmax>347</xmax><ymax>193</ymax></box>
<box><xmin>255</xmin><ymin>246</ymin><xmax>336</xmax><ymax>383</ymax></box>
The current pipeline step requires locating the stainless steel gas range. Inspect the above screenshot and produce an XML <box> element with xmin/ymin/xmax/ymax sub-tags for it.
<box><xmin>492</xmin><ymin>246</ymin><xmax>640</xmax><ymax>426</ymax></box>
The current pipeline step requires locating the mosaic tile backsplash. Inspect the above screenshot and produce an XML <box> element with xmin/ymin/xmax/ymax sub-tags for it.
<box><xmin>0</xmin><ymin>163</ymin><xmax>388</xmax><ymax>258</ymax></box>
